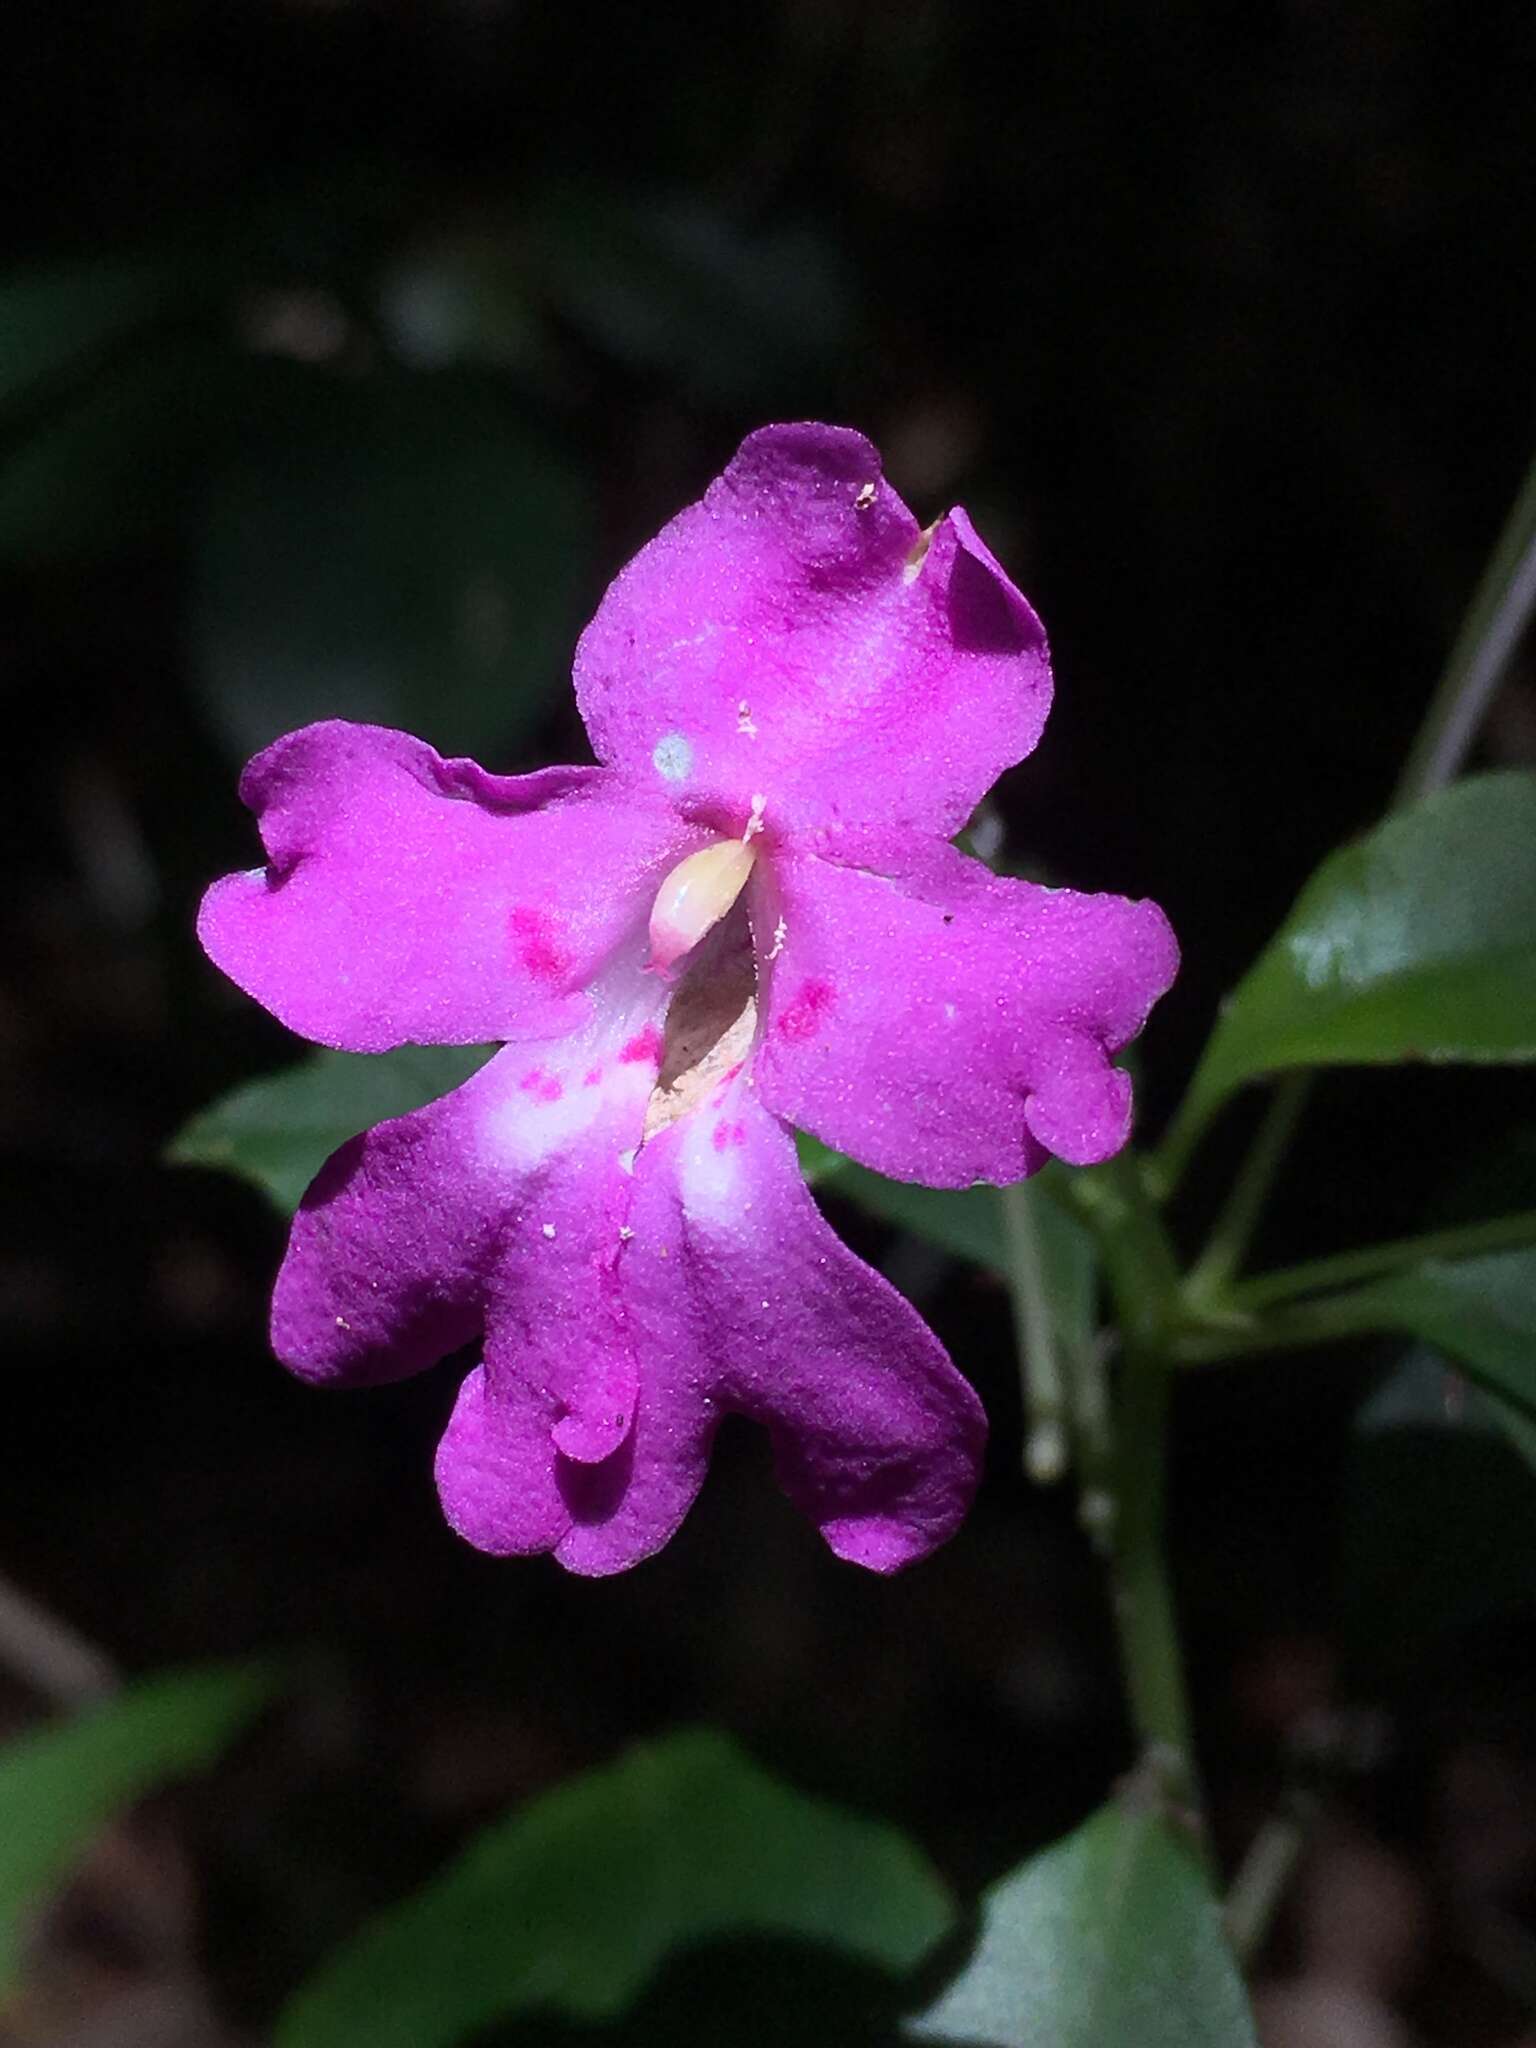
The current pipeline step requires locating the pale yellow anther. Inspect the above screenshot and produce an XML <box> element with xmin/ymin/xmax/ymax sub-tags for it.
<box><xmin>648</xmin><ymin>838</ymin><xmax>758</xmax><ymax>971</ymax></box>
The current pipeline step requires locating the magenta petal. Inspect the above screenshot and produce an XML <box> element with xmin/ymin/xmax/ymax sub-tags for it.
<box><xmin>434</xmin><ymin>1364</ymin><xmax>572</xmax><ymax>1559</ymax></box>
<box><xmin>431</xmin><ymin>996</ymin><xmax>715</xmax><ymax>1564</ymax></box>
<box><xmin>198</xmin><ymin>721</ymin><xmax>702</xmax><ymax>1053</ymax></box>
<box><xmin>275</xmin><ymin>992</ymin><xmax>663</xmax><ymax>1425</ymax></box>
<box><xmin>434</xmin><ymin>1073</ymin><xmax>983</xmax><ymax>1577</ymax></box>
<box><xmin>434</xmin><ymin>1056</ymin><xmax>717</xmax><ymax>1573</ymax></box>
<box><xmin>272</xmin><ymin>1054</ymin><xmax>508</xmax><ymax>1387</ymax></box>
<box><xmin>753</xmin><ymin>835</ymin><xmax>1179</xmax><ymax>1186</ymax></box>
<box><xmin>616</xmin><ymin>1084</ymin><xmax>986</xmax><ymax>1573</ymax></box>
<box><xmin>572</xmin><ymin>424</ymin><xmax>1051</xmax><ymax>838</ymax></box>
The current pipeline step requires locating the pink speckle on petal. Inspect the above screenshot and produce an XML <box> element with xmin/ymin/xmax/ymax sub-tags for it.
<box><xmin>519</xmin><ymin>1067</ymin><xmax>564</xmax><ymax>1102</ymax></box>
<box><xmin>711</xmin><ymin>1119</ymin><xmax>748</xmax><ymax>1151</ymax></box>
<box><xmin>620</xmin><ymin>1024</ymin><xmax>664</xmax><ymax>1065</ymax></box>
<box><xmin>583</xmin><ymin>1066</ymin><xmax>603</xmax><ymax>1088</ymax></box>
<box><xmin>509</xmin><ymin>905</ymin><xmax>569</xmax><ymax>982</ymax></box>
<box><xmin>776</xmin><ymin>978</ymin><xmax>834</xmax><ymax>1043</ymax></box>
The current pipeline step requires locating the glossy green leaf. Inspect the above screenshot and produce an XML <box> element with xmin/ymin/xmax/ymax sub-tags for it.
<box><xmin>0</xmin><ymin>1660</ymin><xmax>278</xmax><ymax>1990</ymax></box>
<box><xmin>1184</xmin><ymin>773</ymin><xmax>1536</xmax><ymax>1126</ymax></box>
<box><xmin>192</xmin><ymin>370</ymin><xmax>592</xmax><ymax>762</ymax></box>
<box><xmin>909</xmin><ymin>1799</ymin><xmax>1254</xmax><ymax>2048</ymax></box>
<box><xmin>170</xmin><ymin>1046</ymin><xmax>495</xmax><ymax>1214</ymax></box>
<box><xmin>275</xmin><ymin>1727</ymin><xmax>953</xmax><ymax>2048</ymax></box>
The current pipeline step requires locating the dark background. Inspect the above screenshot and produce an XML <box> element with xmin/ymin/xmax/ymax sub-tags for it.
<box><xmin>3</xmin><ymin>4</ymin><xmax>1536</xmax><ymax>2043</ymax></box>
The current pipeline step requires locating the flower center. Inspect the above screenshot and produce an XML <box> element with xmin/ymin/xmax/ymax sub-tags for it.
<box><xmin>643</xmin><ymin>870</ymin><xmax>757</xmax><ymax>1142</ymax></box>
<box><xmin>648</xmin><ymin>838</ymin><xmax>758</xmax><ymax>971</ymax></box>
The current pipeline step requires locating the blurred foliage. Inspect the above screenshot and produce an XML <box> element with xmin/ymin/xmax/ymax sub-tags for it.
<box><xmin>276</xmin><ymin>1729</ymin><xmax>952</xmax><ymax>2048</ymax></box>
<box><xmin>192</xmin><ymin>370</ymin><xmax>592</xmax><ymax>761</ymax></box>
<box><xmin>1342</xmin><ymin>1348</ymin><xmax>1536</xmax><ymax>1673</ymax></box>
<box><xmin>0</xmin><ymin>1661</ymin><xmax>278</xmax><ymax>1989</ymax></box>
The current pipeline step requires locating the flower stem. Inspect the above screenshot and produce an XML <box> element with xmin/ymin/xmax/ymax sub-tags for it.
<box><xmin>1174</xmin><ymin>1287</ymin><xmax>1405</xmax><ymax>1366</ymax></box>
<box><xmin>1184</xmin><ymin>1077</ymin><xmax>1310</xmax><ymax>1301</ymax></box>
<box><xmin>1224</xmin><ymin>1794</ymin><xmax>1320</xmax><ymax>1962</ymax></box>
<box><xmin>1231</xmin><ymin>1206</ymin><xmax>1536</xmax><ymax>1312</ymax></box>
<box><xmin>1110</xmin><ymin>1342</ymin><xmax>1197</xmax><ymax>1803</ymax></box>
<box><xmin>1394</xmin><ymin>447</ymin><xmax>1536</xmax><ymax>808</ymax></box>
<box><xmin>999</xmin><ymin>1180</ymin><xmax>1069</xmax><ymax>1484</ymax></box>
<box><xmin>1071</xmin><ymin>1156</ymin><xmax>1197</xmax><ymax>1800</ymax></box>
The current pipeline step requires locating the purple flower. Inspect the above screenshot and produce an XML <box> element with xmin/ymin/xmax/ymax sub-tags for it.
<box><xmin>198</xmin><ymin>424</ymin><xmax>1177</xmax><ymax>1576</ymax></box>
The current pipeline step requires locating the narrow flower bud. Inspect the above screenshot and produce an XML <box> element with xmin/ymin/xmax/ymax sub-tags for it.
<box><xmin>648</xmin><ymin>839</ymin><xmax>757</xmax><ymax>970</ymax></box>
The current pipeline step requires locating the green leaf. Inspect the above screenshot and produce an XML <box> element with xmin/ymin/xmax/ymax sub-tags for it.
<box><xmin>1344</xmin><ymin>1251</ymin><xmax>1536</xmax><ymax>1428</ymax></box>
<box><xmin>1184</xmin><ymin>773</ymin><xmax>1536</xmax><ymax>1128</ymax></box>
<box><xmin>0</xmin><ymin>340</ymin><xmax>238</xmax><ymax>562</ymax></box>
<box><xmin>525</xmin><ymin>180</ymin><xmax>860</xmax><ymax>405</ymax></box>
<box><xmin>908</xmin><ymin>1799</ymin><xmax>1255</xmax><ymax>2048</ymax></box>
<box><xmin>170</xmin><ymin>1046</ymin><xmax>495</xmax><ymax>1214</ymax></box>
<box><xmin>1340</xmin><ymin>1349</ymin><xmax>1536</xmax><ymax>1663</ymax></box>
<box><xmin>794</xmin><ymin>1129</ymin><xmax>849</xmax><ymax>1188</ymax></box>
<box><xmin>833</xmin><ymin>1166</ymin><xmax>1012</xmax><ymax>1275</ymax></box>
<box><xmin>275</xmin><ymin>1727</ymin><xmax>953</xmax><ymax>2048</ymax></box>
<box><xmin>0</xmin><ymin>1660</ymin><xmax>278</xmax><ymax>1991</ymax></box>
<box><xmin>192</xmin><ymin>369</ymin><xmax>592</xmax><ymax>763</ymax></box>
<box><xmin>0</xmin><ymin>256</ymin><xmax>170</xmax><ymax>413</ymax></box>
<box><xmin>798</xmin><ymin>1137</ymin><xmax>1013</xmax><ymax>1274</ymax></box>
<box><xmin>808</xmin><ymin>1145</ymin><xmax>1095</xmax><ymax>1319</ymax></box>
<box><xmin>796</xmin><ymin>1133</ymin><xmax>1009</xmax><ymax>1270</ymax></box>
<box><xmin>376</xmin><ymin>227</ymin><xmax>553</xmax><ymax>380</ymax></box>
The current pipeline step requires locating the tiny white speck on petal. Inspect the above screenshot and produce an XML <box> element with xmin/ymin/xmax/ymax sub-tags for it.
<box><xmin>736</xmin><ymin>700</ymin><xmax>758</xmax><ymax>737</ymax></box>
<box><xmin>541</xmin><ymin>1222</ymin><xmax>557</xmax><ymax>1239</ymax></box>
<box><xmin>652</xmin><ymin>733</ymin><xmax>693</xmax><ymax>782</ymax></box>
<box><xmin>618</xmin><ymin>1225</ymin><xmax>634</xmax><ymax>1241</ymax></box>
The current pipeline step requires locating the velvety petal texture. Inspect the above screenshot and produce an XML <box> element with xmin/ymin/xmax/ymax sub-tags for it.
<box><xmin>573</xmin><ymin>424</ymin><xmax>1051</xmax><ymax>838</ymax></box>
<box><xmin>440</xmin><ymin>1075</ymin><xmax>985</xmax><ymax>1576</ymax></box>
<box><xmin>751</xmin><ymin>834</ymin><xmax>1179</xmax><ymax>1187</ymax></box>
<box><xmin>273</xmin><ymin>976</ymin><xmax>663</xmax><ymax>1403</ymax></box>
<box><xmin>199</xmin><ymin>722</ymin><xmax>701</xmax><ymax>1053</ymax></box>
<box><xmin>199</xmin><ymin>421</ymin><xmax>1181</xmax><ymax>1578</ymax></box>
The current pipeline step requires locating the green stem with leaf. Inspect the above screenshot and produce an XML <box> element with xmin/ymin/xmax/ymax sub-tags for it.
<box><xmin>1232</xmin><ymin>1207</ymin><xmax>1536</xmax><ymax>1312</ymax></box>
<box><xmin>1065</xmin><ymin>1157</ymin><xmax>1197</xmax><ymax>1798</ymax></box>
<box><xmin>1158</xmin><ymin>441</ymin><xmax>1536</xmax><ymax>1227</ymax></box>
<box><xmin>1011</xmin><ymin>439</ymin><xmax>1536</xmax><ymax>1887</ymax></box>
